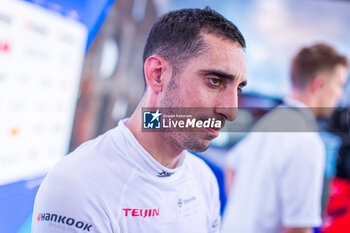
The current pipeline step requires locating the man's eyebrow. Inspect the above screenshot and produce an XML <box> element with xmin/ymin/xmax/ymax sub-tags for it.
<box><xmin>199</xmin><ymin>69</ymin><xmax>247</xmax><ymax>86</ymax></box>
<box><xmin>199</xmin><ymin>69</ymin><xmax>235</xmax><ymax>80</ymax></box>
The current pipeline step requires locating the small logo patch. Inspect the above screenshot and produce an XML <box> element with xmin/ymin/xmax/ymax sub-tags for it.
<box><xmin>157</xmin><ymin>171</ymin><xmax>174</xmax><ymax>177</ymax></box>
<box><xmin>143</xmin><ymin>110</ymin><xmax>161</xmax><ymax>129</ymax></box>
<box><xmin>37</xmin><ymin>212</ymin><xmax>92</xmax><ymax>231</ymax></box>
<box><xmin>122</xmin><ymin>208</ymin><xmax>160</xmax><ymax>218</ymax></box>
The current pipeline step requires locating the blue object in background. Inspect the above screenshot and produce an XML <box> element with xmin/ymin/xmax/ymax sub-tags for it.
<box><xmin>22</xmin><ymin>0</ymin><xmax>116</xmax><ymax>51</ymax></box>
<box><xmin>16</xmin><ymin>215</ymin><xmax>33</xmax><ymax>233</ymax></box>
<box><xmin>319</xmin><ymin>132</ymin><xmax>342</xmax><ymax>178</ymax></box>
<box><xmin>0</xmin><ymin>177</ymin><xmax>43</xmax><ymax>233</ymax></box>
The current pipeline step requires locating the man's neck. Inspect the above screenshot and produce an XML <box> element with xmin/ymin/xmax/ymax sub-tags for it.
<box><xmin>125</xmin><ymin>107</ymin><xmax>183</xmax><ymax>169</ymax></box>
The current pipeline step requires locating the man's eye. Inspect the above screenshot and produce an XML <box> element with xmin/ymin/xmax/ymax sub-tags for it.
<box><xmin>208</xmin><ymin>78</ymin><xmax>223</xmax><ymax>87</ymax></box>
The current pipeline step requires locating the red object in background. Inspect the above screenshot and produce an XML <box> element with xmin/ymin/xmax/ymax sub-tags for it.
<box><xmin>0</xmin><ymin>41</ymin><xmax>11</xmax><ymax>52</ymax></box>
<box><xmin>323</xmin><ymin>178</ymin><xmax>350</xmax><ymax>233</ymax></box>
<box><xmin>3</xmin><ymin>42</ymin><xmax>10</xmax><ymax>51</ymax></box>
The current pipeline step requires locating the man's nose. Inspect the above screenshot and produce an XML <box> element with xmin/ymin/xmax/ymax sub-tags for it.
<box><xmin>214</xmin><ymin>92</ymin><xmax>238</xmax><ymax>121</ymax></box>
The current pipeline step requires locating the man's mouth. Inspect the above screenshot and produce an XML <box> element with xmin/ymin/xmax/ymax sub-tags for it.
<box><xmin>206</xmin><ymin>127</ymin><xmax>220</xmax><ymax>137</ymax></box>
<box><xmin>203</xmin><ymin>118</ymin><xmax>224</xmax><ymax>136</ymax></box>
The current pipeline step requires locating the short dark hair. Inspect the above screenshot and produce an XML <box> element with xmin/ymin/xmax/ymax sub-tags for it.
<box><xmin>291</xmin><ymin>43</ymin><xmax>348</xmax><ymax>90</ymax></box>
<box><xmin>143</xmin><ymin>7</ymin><xmax>246</xmax><ymax>75</ymax></box>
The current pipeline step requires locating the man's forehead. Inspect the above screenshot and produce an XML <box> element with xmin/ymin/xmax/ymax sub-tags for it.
<box><xmin>201</xmin><ymin>33</ymin><xmax>245</xmax><ymax>58</ymax></box>
<box><xmin>200</xmin><ymin>34</ymin><xmax>247</xmax><ymax>80</ymax></box>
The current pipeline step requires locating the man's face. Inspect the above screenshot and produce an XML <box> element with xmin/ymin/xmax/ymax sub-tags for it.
<box><xmin>159</xmin><ymin>33</ymin><xmax>247</xmax><ymax>152</ymax></box>
<box><xmin>317</xmin><ymin>65</ymin><xmax>348</xmax><ymax>118</ymax></box>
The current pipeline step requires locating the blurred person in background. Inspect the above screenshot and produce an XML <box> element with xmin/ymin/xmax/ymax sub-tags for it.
<box><xmin>222</xmin><ymin>43</ymin><xmax>348</xmax><ymax>233</ymax></box>
<box><xmin>32</xmin><ymin>7</ymin><xmax>247</xmax><ymax>233</ymax></box>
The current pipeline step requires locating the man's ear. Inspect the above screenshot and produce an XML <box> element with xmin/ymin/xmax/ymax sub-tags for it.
<box><xmin>144</xmin><ymin>55</ymin><xmax>171</xmax><ymax>93</ymax></box>
<box><xmin>310</xmin><ymin>76</ymin><xmax>325</xmax><ymax>94</ymax></box>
